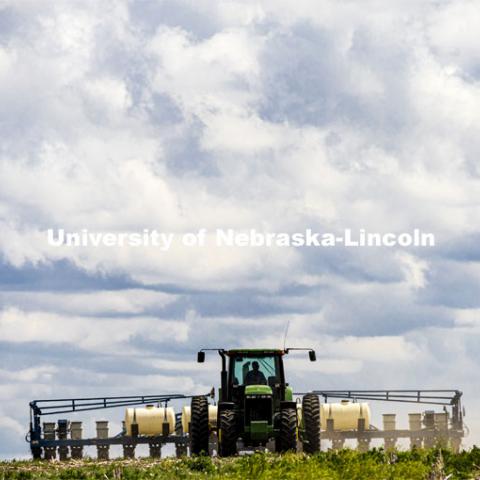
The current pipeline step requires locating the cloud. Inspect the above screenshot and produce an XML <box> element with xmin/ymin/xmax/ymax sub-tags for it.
<box><xmin>0</xmin><ymin>289</ymin><xmax>176</xmax><ymax>315</ymax></box>
<box><xmin>0</xmin><ymin>308</ymin><xmax>189</xmax><ymax>353</ymax></box>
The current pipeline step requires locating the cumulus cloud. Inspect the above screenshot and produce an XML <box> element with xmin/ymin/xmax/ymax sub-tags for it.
<box><xmin>0</xmin><ymin>0</ymin><xmax>479</xmax><ymax>457</ymax></box>
<box><xmin>0</xmin><ymin>308</ymin><xmax>189</xmax><ymax>352</ymax></box>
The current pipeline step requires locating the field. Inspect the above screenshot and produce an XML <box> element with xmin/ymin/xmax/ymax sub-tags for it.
<box><xmin>2</xmin><ymin>449</ymin><xmax>480</xmax><ymax>480</ymax></box>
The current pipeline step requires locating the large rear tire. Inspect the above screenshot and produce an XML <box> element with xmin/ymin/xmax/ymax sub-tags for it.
<box><xmin>276</xmin><ymin>407</ymin><xmax>297</xmax><ymax>453</ymax></box>
<box><xmin>302</xmin><ymin>393</ymin><xmax>320</xmax><ymax>453</ymax></box>
<box><xmin>218</xmin><ymin>409</ymin><xmax>237</xmax><ymax>457</ymax></box>
<box><xmin>190</xmin><ymin>396</ymin><xmax>209</xmax><ymax>455</ymax></box>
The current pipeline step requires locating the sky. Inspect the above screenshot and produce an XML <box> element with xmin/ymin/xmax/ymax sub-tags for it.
<box><xmin>0</xmin><ymin>0</ymin><xmax>480</xmax><ymax>458</ymax></box>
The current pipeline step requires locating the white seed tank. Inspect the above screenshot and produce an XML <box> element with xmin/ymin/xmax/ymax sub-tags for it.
<box><xmin>320</xmin><ymin>400</ymin><xmax>371</xmax><ymax>431</ymax></box>
<box><xmin>124</xmin><ymin>405</ymin><xmax>176</xmax><ymax>436</ymax></box>
<box><xmin>181</xmin><ymin>405</ymin><xmax>218</xmax><ymax>434</ymax></box>
<box><xmin>296</xmin><ymin>403</ymin><xmax>303</xmax><ymax>425</ymax></box>
<box><xmin>209</xmin><ymin>405</ymin><xmax>218</xmax><ymax>429</ymax></box>
<box><xmin>181</xmin><ymin>406</ymin><xmax>190</xmax><ymax>434</ymax></box>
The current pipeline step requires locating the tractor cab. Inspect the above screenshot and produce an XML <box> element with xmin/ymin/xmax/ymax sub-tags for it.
<box><xmin>229</xmin><ymin>350</ymin><xmax>282</xmax><ymax>387</ymax></box>
<box><xmin>227</xmin><ymin>350</ymin><xmax>289</xmax><ymax>409</ymax></box>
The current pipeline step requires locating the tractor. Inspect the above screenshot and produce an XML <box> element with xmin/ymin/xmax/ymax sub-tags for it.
<box><xmin>189</xmin><ymin>348</ymin><xmax>320</xmax><ymax>455</ymax></box>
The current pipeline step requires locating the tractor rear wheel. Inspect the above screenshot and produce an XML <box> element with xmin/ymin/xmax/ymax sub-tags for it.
<box><xmin>302</xmin><ymin>393</ymin><xmax>320</xmax><ymax>453</ymax></box>
<box><xmin>218</xmin><ymin>409</ymin><xmax>237</xmax><ymax>456</ymax></box>
<box><xmin>190</xmin><ymin>396</ymin><xmax>209</xmax><ymax>455</ymax></box>
<box><xmin>276</xmin><ymin>407</ymin><xmax>297</xmax><ymax>453</ymax></box>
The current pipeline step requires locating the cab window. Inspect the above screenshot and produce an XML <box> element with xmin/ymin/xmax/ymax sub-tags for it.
<box><xmin>232</xmin><ymin>355</ymin><xmax>279</xmax><ymax>386</ymax></box>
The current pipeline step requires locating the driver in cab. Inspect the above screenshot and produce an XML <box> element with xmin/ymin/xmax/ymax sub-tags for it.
<box><xmin>245</xmin><ymin>361</ymin><xmax>267</xmax><ymax>385</ymax></box>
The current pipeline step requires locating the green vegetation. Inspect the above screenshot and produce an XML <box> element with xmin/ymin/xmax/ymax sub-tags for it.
<box><xmin>2</xmin><ymin>448</ymin><xmax>480</xmax><ymax>480</ymax></box>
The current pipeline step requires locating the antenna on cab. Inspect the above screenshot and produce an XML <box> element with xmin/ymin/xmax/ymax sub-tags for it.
<box><xmin>283</xmin><ymin>319</ymin><xmax>290</xmax><ymax>351</ymax></box>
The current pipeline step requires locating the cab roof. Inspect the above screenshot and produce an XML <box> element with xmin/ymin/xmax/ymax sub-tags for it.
<box><xmin>226</xmin><ymin>349</ymin><xmax>285</xmax><ymax>356</ymax></box>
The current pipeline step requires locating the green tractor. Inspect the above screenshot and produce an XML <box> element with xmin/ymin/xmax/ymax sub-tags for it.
<box><xmin>190</xmin><ymin>348</ymin><xmax>320</xmax><ymax>456</ymax></box>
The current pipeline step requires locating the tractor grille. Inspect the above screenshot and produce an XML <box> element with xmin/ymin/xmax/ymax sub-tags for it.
<box><xmin>245</xmin><ymin>397</ymin><xmax>272</xmax><ymax>423</ymax></box>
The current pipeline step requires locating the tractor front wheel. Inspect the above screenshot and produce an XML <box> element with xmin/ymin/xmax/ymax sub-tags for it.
<box><xmin>302</xmin><ymin>393</ymin><xmax>320</xmax><ymax>453</ymax></box>
<box><xmin>218</xmin><ymin>409</ymin><xmax>237</xmax><ymax>456</ymax></box>
<box><xmin>190</xmin><ymin>396</ymin><xmax>209</xmax><ymax>455</ymax></box>
<box><xmin>276</xmin><ymin>407</ymin><xmax>297</xmax><ymax>453</ymax></box>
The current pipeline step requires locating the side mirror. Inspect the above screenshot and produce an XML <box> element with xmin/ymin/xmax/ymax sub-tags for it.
<box><xmin>309</xmin><ymin>350</ymin><xmax>317</xmax><ymax>362</ymax></box>
<box><xmin>197</xmin><ymin>351</ymin><xmax>205</xmax><ymax>363</ymax></box>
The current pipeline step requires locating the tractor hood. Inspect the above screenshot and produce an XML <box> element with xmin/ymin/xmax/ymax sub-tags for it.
<box><xmin>245</xmin><ymin>385</ymin><xmax>272</xmax><ymax>396</ymax></box>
